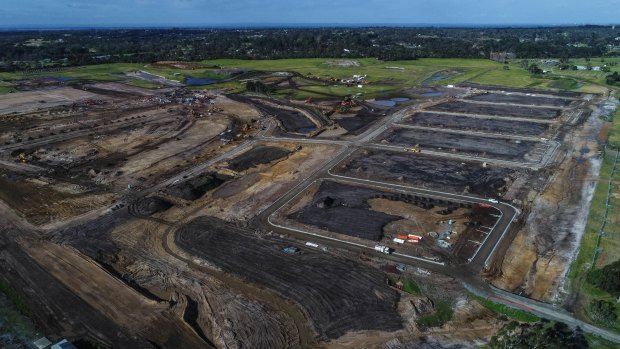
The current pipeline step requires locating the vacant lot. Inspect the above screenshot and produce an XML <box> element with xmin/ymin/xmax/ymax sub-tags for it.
<box><xmin>227</xmin><ymin>145</ymin><xmax>291</xmax><ymax>172</ymax></box>
<box><xmin>467</xmin><ymin>93</ymin><xmax>573</xmax><ymax>107</ymax></box>
<box><xmin>402</xmin><ymin>112</ymin><xmax>549</xmax><ymax>136</ymax></box>
<box><xmin>382</xmin><ymin>128</ymin><xmax>539</xmax><ymax>161</ymax></box>
<box><xmin>427</xmin><ymin>101</ymin><xmax>562</xmax><ymax>119</ymax></box>
<box><xmin>0</xmin><ymin>87</ymin><xmax>104</xmax><ymax>115</ymax></box>
<box><xmin>175</xmin><ymin>216</ymin><xmax>403</xmax><ymax>340</ymax></box>
<box><xmin>332</xmin><ymin>149</ymin><xmax>517</xmax><ymax>197</ymax></box>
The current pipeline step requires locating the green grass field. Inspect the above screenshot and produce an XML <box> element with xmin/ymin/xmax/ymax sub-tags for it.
<box><xmin>415</xmin><ymin>301</ymin><xmax>453</xmax><ymax>327</ymax></box>
<box><xmin>610</xmin><ymin>107</ymin><xmax>620</xmax><ymax>149</ymax></box>
<box><xmin>0</xmin><ymin>57</ymin><xmax>614</xmax><ymax>97</ymax></box>
<box><xmin>469</xmin><ymin>294</ymin><xmax>540</xmax><ymax>323</ymax></box>
<box><xmin>568</xmin><ymin>147</ymin><xmax>620</xmax><ymax>331</ymax></box>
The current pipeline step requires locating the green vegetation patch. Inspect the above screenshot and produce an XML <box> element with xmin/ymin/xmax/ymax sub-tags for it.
<box><xmin>470</xmin><ymin>294</ymin><xmax>539</xmax><ymax>322</ymax></box>
<box><xmin>610</xmin><ymin>107</ymin><xmax>620</xmax><ymax>149</ymax></box>
<box><xmin>415</xmin><ymin>301</ymin><xmax>453</xmax><ymax>327</ymax></box>
<box><xmin>547</xmin><ymin>77</ymin><xmax>580</xmax><ymax>90</ymax></box>
<box><xmin>0</xmin><ymin>278</ymin><xmax>30</xmax><ymax>317</ymax></box>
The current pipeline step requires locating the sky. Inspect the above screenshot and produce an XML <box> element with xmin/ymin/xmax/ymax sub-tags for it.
<box><xmin>1</xmin><ymin>0</ymin><xmax>620</xmax><ymax>28</ymax></box>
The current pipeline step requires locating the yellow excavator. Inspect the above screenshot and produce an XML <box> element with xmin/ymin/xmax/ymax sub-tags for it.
<box><xmin>404</xmin><ymin>144</ymin><xmax>421</xmax><ymax>153</ymax></box>
<box><xmin>18</xmin><ymin>153</ymin><xmax>27</xmax><ymax>163</ymax></box>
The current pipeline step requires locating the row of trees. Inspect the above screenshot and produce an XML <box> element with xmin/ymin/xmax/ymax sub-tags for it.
<box><xmin>0</xmin><ymin>26</ymin><xmax>619</xmax><ymax>71</ymax></box>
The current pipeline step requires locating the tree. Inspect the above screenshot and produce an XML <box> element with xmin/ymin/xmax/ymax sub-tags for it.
<box><xmin>588</xmin><ymin>258</ymin><xmax>620</xmax><ymax>293</ymax></box>
<box><xmin>528</xmin><ymin>63</ymin><xmax>543</xmax><ymax>75</ymax></box>
<box><xmin>588</xmin><ymin>300</ymin><xmax>617</xmax><ymax>323</ymax></box>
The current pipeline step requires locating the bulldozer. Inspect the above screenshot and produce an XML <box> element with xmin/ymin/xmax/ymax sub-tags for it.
<box><xmin>404</xmin><ymin>144</ymin><xmax>421</xmax><ymax>153</ymax></box>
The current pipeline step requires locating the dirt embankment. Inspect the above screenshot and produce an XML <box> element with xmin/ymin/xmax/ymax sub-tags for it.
<box><xmin>491</xmin><ymin>113</ymin><xmax>604</xmax><ymax>301</ymax></box>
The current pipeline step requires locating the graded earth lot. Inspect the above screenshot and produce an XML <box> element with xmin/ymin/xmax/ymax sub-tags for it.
<box><xmin>427</xmin><ymin>101</ymin><xmax>562</xmax><ymax>119</ymax></box>
<box><xmin>332</xmin><ymin>149</ymin><xmax>517</xmax><ymax>197</ymax></box>
<box><xmin>467</xmin><ymin>92</ymin><xmax>574</xmax><ymax>107</ymax></box>
<box><xmin>175</xmin><ymin>216</ymin><xmax>403</xmax><ymax>340</ymax></box>
<box><xmin>381</xmin><ymin>127</ymin><xmax>541</xmax><ymax>161</ymax></box>
<box><xmin>401</xmin><ymin>112</ymin><xmax>549</xmax><ymax>136</ymax></box>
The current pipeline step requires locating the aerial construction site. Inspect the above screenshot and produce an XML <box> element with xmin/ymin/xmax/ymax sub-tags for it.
<box><xmin>0</xmin><ymin>61</ymin><xmax>617</xmax><ymax>348</ymax></box>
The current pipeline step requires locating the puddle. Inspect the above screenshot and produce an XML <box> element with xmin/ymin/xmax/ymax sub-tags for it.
<box><xmin>431</xmin><ymin>74</ymin><xmax>445</xmax><ymax>81</ymax></box>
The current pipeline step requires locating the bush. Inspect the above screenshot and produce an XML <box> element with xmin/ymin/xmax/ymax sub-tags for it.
<box><xmin>588</xmin><ymin>300</ymin><xmax>617</xmax><ymax>324</ymax></box>
<box><xmin>587</xmin><ymin>259</ymin><xmax>620</xmax><ymax>296</ymax></box>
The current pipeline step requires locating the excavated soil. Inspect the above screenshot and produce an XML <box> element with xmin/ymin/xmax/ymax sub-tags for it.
<box><xmin>402</xmin><ymin>112</ymin><xmax>549</xmax><ymax>136</ymax></box>
<box><xmin>227</xmin><ymin>145</ymin><xmax>292</xmax><ymax>172</ymax></box>
<box><xmin>288</xmin><ymin>181</ymin><xmax>403</xmax><ymax>240</ymax></box>
<box><xmin>383</xmin><ymin>128</ymin><xmax>538</xmax><ymax>161</ymax></box>
<box><xmin>459</xmin><ymin>83</ymin><xmax>582</xmax><ymax>98</ymax></box>
<box><xmin>333</xmin><ymin>149</ymin><xmax>516</xmax><ymax>197</ymax></box>
<box><xmin>175</xmin><ymin>216</ymin><xmax>403</xmax><ymax>340</ymax></box>
<box><xmin>467</xmin><ymin>93</ymin><xmax>574</xmax><ymax>107</ymax></box>
<box><xmin>166</xmin><ymin>172</ymin><xmax>231</xmax><ymax>200</ymax></box>
<box><xmin>427</xmin><ymin>101</ymin><xmax>562</xmax><ymax>119</ymax></box>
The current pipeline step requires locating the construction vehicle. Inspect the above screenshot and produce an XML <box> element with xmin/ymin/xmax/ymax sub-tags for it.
<box><xmin>305</xmin><ymin>242</ymin><xmax>319</xmax><ymax>248</ymax></box>
<box><xmin>18</xmin><ymin>153</ymin><xmax>27</xmax><ymax>163</ymax></box>
<box><xmin>374</xmin><ymin>245</ymin><xmax>391</xmax><ymax>254</ymax></box>
<box><xmin>393</xmin><ymin>238</ymin><xmax>405</xmax><ymax>244</ymax></box>
<box><xmin>404</xmin><ymin>144</ymin><xmax>421</xmax><ymax>153</ymax></box>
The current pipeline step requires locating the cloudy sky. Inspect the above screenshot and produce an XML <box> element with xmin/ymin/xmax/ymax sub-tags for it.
<box><xmin>1</xmin><ymin>0</ymin><xmax>619</xmax><ymax>28</ymax></box>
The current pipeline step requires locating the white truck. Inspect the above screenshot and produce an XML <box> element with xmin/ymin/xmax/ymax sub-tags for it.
<box><xmin>374</xmin><ymin>245</ymin><xmax>391</xmax><ymax>254</ymax></box>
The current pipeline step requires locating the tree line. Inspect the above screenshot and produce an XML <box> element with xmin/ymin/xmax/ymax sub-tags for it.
<box><xmin>0</xmin><ymin>26</ymin><xmax>618</xmax><ymax>71</ymax></box>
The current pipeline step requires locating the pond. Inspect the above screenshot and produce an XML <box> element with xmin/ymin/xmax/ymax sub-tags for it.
<box><xmin>371</xmin><ymin>100</ymin><xmax>397</xmax><ymax>108</ymax></box>
<box><xmin>43</xmin><ymin>76</ymin><xmax>76</xmax><ymax>82</ymax></box>
<box><xmin>185</xmin><ymin>77</ymin><xmax>219</xmax><ymax>86</ymax></box>
<box><xmin>422</xmin><ymin>91</ymin><xmax>444</xmax><ymax>97</ymax></box>
<box><xmin>390</xmin><ymin>97</ymin><xmax>410</xmax><ymax>102</ymax></box>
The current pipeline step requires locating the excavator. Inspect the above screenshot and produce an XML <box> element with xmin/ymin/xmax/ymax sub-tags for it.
<box><xmin>18</xmin><ymin>153</ymin><xmax>27</xmax><ymax>163</ymax></box>
<box><xmin>404</xmin><ymin>144</ymin><xmax>421</xmax><ymax>153</ymax></box>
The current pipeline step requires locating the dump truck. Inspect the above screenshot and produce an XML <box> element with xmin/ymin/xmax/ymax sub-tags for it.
<box><xmin>393</xmin><ymin>238</ymin><xmax>405</xmax><ymax>244</ymax></box>
<box><xmin>374</xmin><ymin>245</ymin><xmax>391</xmax><ymax>254</ymax></box>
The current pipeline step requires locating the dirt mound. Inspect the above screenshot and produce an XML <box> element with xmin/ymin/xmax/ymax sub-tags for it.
<box><xmin>289</xmin><ymin>181</ymin><xmax>403</xmax><ymax>241</ymax></box>
<box><xmin>228</xmin><ymin>146</ymin><xmax>291</xmax><ymax>172</ymax></box>
<box><xmin>175</xmin><ymin>216</ymin><xmax>403</xmax><ymax>340</ymax></box>
<box><xmin>167</xmin><ymin>172</ymin><xmax>231</xmax><ymax>200</ymax></box>
<box><xmin>129</xmin><ymin>197</ymin><xmax>172</xmax><ymax>216</ymax></box>
<box><xmin>324</xmin><ymin>60</ymin><xmax>360</xmax><ymax>67</ymax></box>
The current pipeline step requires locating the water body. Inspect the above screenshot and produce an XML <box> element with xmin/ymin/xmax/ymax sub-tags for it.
<box><xmin>371</xmin><ymin>100</ymin><xmax>397</xmax><ymax>107</ymax></box>
<box><xmin>390</xmin><ymin>97</ymin><xmax>410</xmax><ymax>102</ymax></box>
<box><xmin>431</xmin><ymin>74</ymin><xmax>445</xmax><ymax>81</ymax></box>
<box><xmin>43</xmin><ymin>76</ymin><xmax>75</xmax><ymax>82</ymax></box>
<box><xmin>185</xmin><ymin>77</ymin><xmax>219</xmax><ymax>86</ymax></box>
<box><xmin>297</xmin><ymin>126</ymin><xmax>317</xmax><ymax>134</ymax></box>
<box><xmin>422</xmin><ymin>92</ymin><xmax>444</xmax><ymax>97</ymax></box>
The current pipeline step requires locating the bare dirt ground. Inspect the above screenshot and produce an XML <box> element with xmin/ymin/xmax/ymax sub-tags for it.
<box><xmin>0</xmin><ymin>87</ymin><xmax>103</xmax><ymax>114</ymax></box>
<box><xmin>382</xmin><ymin>128</ymin><xmax>540</xmax><ymax>161</ymax></box>
<box><xmin>402</xmin><ymin>112</ymin><xmax>550</xmax><ymax>136</ymax></box>
<box><xmin>490</xmin><ymin>104</ymin><xmax>605</xmax><ymax>301</ymax></box>
<box><xmin>333</xmin><ymin>149</ymin><xmax>519</xmax><ymax>197</ymax></box>
<box><xmin>427</xmin><ymin>101</ymin><xmax>562</xmax><ymax>119</ymax></box>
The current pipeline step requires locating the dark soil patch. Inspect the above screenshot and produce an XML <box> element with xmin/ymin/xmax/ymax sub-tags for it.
<box><xmin>468</xmin><ymin>93</ymin><xmax>573</xmax><ymax>107</ymax></box>
<box><xmin>228</xmin><ymin>146</ymin><xmax>291</xmax><ymax>172</ymax></box>
<box><xmin>175</xmin><ymin>216</ymin><xmax>403</xmax><ymax>340</ymax></box>
<box><xmin>333</xmin><ymin>108</ymin><xmax>384</xmax><ymax>135</ymax></box>
<box><xmin>333</xmin><ymin>149</ymin><xmax>517</xmax><ymax>197</ymax></box>
<box><xmin>167</xmin><ymin>172</ymin><xmax>231</xmax><ymax>201</ymax></box>
<box><xmin>128</xmin><ymin>197</ymin><xmax>172</xmax><ymax>216</ymax></box>
<box><xmin>384</xmin><ymin>128</ymin><xmax>538</xmax><ymax>161</ymax></box>
<box><xmin>459</xmin><ymin>83</ymin><xmax>581</xmax><ymax>98</ymax></box>
<box><xmin>427</xmin><ymin>101</ymin><xmax>561</xmax><ymax>119</ymax></box>
<box><xmin>403</xmin><ymin>112</ymin><xmax>549</xmax><ymax>136</ymax></box>
<box><xmin>289</xmin><ymin>181</ymin><xmax>403</xmax><ymax>241</ymax></box>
